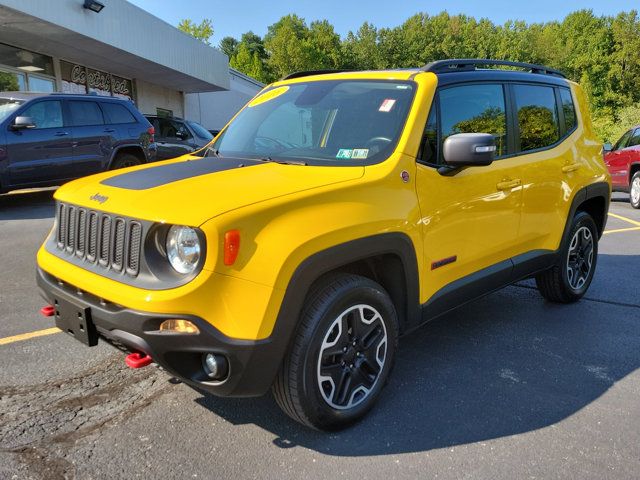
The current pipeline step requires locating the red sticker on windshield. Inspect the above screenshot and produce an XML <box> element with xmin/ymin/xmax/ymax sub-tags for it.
<box><xmin>379</xmin><ymin>99</ymin><xmax>396</xmax><ymax>112</ymax></box>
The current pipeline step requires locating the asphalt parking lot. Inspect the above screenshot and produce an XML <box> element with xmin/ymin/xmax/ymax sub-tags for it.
<box><xmin>0</xmin><ymin>189</ymin><xmax>639</xmax><ymax>480</ymax></box>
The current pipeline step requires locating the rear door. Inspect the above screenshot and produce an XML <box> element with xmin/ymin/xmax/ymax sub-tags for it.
<box><xmin>67</xmin><ymin>99</ymin><xmax>112</xmax><ymax>177</ymax></box>
<box><xmin>5</xmin><ymin>99</ymin><xmax>74</xmax><ymax>186</ymax></box>
<box><xmin>514</xmin><ymin>84</ymin><xmax>581</xmax><ymax>254</ymax></box>
<box><xmin>605</xmin><ymin>129</ymin><xmax>633</xmax><ymax>190</ymax></box>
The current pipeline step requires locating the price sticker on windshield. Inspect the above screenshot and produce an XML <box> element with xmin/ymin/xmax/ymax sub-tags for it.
<box><xmin>379</xmin><ymin>99</ymin><xmax>396</xmax><ymax>112</ymax></box>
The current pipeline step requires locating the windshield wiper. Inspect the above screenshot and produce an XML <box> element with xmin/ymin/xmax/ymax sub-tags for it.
<box><xmin>259</xmin><ymin>156</ymin><xmax>307</xmax><ymax>166</ymax></box>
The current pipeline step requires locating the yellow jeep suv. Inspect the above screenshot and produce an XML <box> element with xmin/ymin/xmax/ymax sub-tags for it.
<box><xmin>37</xmin><ymin>59</ymin><xmax>610</xmax><ymax>430</ymax></box>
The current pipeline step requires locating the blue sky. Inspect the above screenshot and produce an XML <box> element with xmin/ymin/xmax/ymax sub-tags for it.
<box><xmin>128</xmin><ymin>0</ymin><xmax>638</xmax><ymax>45</ymax></box>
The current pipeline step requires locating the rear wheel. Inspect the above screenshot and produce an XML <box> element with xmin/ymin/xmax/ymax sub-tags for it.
<box><xmin>110</xmin><ymin>153</ymin><xmax>141</xmax><ymax>170</ymax></box>
<box><xmin>273</xmin><ymin>274</ymin><xmax>399</xmax><ymax>430</ymax></box>
<box><xmin>535</xmin><ymin>211</ymin><xmax>598</xmax><ymax>303</ymax></box>
<box><xmin>630</xmin><ymin>171</ymin><xmax>640</xmax><ymax>209</ymax></box>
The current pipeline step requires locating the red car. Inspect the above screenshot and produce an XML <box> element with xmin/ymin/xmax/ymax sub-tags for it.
<box><xmin>604</xmin><ymin>126</ymin><xmax>640</xmax><ymax>209</ymax></box>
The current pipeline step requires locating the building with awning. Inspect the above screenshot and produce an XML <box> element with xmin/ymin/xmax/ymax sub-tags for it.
<box><xmin>0</xmin><ymin>0</ymin><xmax>261</xmax><ymax>125</ymax></box>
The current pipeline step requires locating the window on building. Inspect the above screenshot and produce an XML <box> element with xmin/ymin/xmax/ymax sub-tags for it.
<box><xmin>87</xmin><ymin>68</ymin><xmax>111</xmax><ymax>96</ymax></box>
<box><xmin>69</xmin><ymin>101</ymin><xmax>104</xmax><ymax>126</ymax></box>
<box><xmin>439</xmin><ymin>84</ymin><xmax>508</xmax><ymax>157</ymax></box>
<box><xmin>101</xmin><ymin>102</ymin><xmax>136</xmax><ymax>124</ymax></box>
<box><xmin>22</xmin><ymin>100</ymin><xmax>63</xmax><ymax>129</ymax></box>
<box><xmin>559</xmin><ymin>88</ymin><xmax>577</xmax><ymax>133</ymax></box>
<box><xmin>0</xmin><ymin>43</ymin><xmax>54</xmax><ymax>76</ymax></box>
<box><xmin>514</xmin><ymin>84</ymin><xmax>560</xmax><ymax>152</ymax></box>
<box><xmin>27</xmin><ymin>76</ymin><xmax>55</xmax><ymax>93</ymax></box>
<box><xmin>0</xmin><ymin>70</ymin><xmax>26</xmax><ymax>92</ymax></box>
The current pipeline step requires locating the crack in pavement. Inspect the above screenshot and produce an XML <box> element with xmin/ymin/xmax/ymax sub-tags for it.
<box><xmin>0</xmin><ymin>354</ymin><xmax>173</xmax><ymax>479</ymax></box>
<box><xmin>513</xmin><ymin>283</ymin><xmax>640</xmax><ymax>309</ymax></box>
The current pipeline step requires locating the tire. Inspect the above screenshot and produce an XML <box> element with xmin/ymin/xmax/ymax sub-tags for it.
<box><xmin>535</xmin><ymin>211</ymin><xmax>598</xmax><ymax>303</ymax></box>
<box><xmin>630</xmin><ymin>171</ymin><xmax>640</xmax><ymax>209</ymax></box>
<box><xmin>273</xmin><ymin>274</ymin><xmax>399</xmax><ymax>430</ymax></box>
<box><xmin>110</xmin><ymin>153</ymin><xmax>141</xmax><ymax>170</ymax></box>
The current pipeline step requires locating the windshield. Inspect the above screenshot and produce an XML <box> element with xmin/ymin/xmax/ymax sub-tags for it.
<box><xmin>188</xmin><ymin>121</ymin><xmax>214</xmax><ymax>141</ymax></box>
<box><xmin>0</xmin><ymin>98</ymin><xmax>24</xmax><ymax>123</ymax></box>
<box><xmin>209</xmin><ymin>80</ymin><xmax>415</xmax><ymax>165</ymax></box>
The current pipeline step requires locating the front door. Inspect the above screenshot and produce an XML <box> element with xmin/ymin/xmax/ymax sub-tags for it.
<box><xmin>604</xmin><ymin>128</ymin><xmax>634</xmax><ymax>191</ymax></box>
<box><xmin>155</xmin><ymin>118</ymin><xmax>196</xmax><ymax>160</ymax></box>
<box><xmin>6</xmin><ymin>99</ymin><xmax>74</xmax><ymax>187</ymax></box>
<box><xmin>415</xmin><ymin>83</ymin><xmax>524</xmax><ymax>305</ymax></box>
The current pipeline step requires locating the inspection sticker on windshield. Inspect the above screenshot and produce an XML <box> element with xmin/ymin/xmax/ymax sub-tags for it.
<box><xmin>379</xmin><ymin>99</ymin><xmax>396</xmax><ymax>112</ymax></box>
<box><xmin>336</xmin><ymin>149</ymin><xmax>353</xmax><ymax>159</ymax></box>
<box><xmin>352</xmin><ymin>148</ymin><xmax>369</xmax><ymax>159</ymax></box>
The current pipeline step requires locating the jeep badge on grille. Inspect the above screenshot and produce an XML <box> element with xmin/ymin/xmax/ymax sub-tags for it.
<box><xmin>89</xmin><ymin>193</ymin><xmax>108</xmax><ymax>204</ymax></box>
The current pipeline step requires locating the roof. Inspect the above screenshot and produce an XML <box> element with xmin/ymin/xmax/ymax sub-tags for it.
<box><xmin>0</xmin><ymin>92</ymin><xmax>134</xmax><ymax>101</ymax></box>
<box><xmin>279</xmin><ymin>59</ymin><xmax>570</xmax><ymax>87</ymax></box>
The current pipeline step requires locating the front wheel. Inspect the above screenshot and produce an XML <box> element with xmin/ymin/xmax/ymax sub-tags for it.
<box><xmin>273</xmin><ymin>274</ymin><xmax>399</xmax><ymax>430</ymax></box>
<box><xmin>630</xmin><ymin>171</ymin><xmax>640</xmax><ymax>209</ymax></box>
<box><xmin>535</xmin><ymin>211</ymin><xmax>598</xmax><ymax>303</ymax></box>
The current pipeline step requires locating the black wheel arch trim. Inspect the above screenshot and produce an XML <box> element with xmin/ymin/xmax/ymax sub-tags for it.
<box><xmin>563</xmin><ymin>181</ymin><xmax>610</xmax><ymax>242</ymax></box>
<box><xmin>108</xmin><ymin>144</ymin><xmax>147</xmax><ymax>168</ymax></box>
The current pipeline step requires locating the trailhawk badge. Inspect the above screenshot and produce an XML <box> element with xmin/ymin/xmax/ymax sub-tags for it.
<box><xmin>89</xmin><ymin>193</ymin><xmax>109</xmax><ymax>204</ymax></box>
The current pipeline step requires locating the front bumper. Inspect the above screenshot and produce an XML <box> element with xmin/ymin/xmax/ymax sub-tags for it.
<box><xmin>37</xmin><ymin>267</ymin><xmax>282</xmax><ymax>397</ymax></box>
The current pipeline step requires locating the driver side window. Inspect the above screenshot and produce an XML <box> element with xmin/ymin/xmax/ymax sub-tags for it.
<box><xmin>21</xmin><ymin>100</ymin><xmax>63</xmax><ymax>129</ymax></box>
<box><xmin>614</xmin><ymin>130</ymin><xmax>633</xmax><ymax>150</ymax></box>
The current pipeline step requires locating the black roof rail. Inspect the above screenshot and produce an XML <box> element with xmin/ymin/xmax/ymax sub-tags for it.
<box><xmin>421</xmin><ymin>59</ymin><xmax>566</xmax><ymax>78</ymax></box>
<box><xmin>282</xmin><ymin>69</ymin><xmax>350</xmax><ymax>80</ymax></box>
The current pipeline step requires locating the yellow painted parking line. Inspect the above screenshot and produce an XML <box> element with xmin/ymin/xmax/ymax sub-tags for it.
<box><xmin>0</xmin><ymin>327</ymin><xmax>61</xmax><ymax>346</ymax></box>
<box><xmin>603</xmin><ymin>226</ymin><xmax>640</xmax><ymax>235</ymax></box>
<box><xmin>608</xmin><ymin>212</ymin><xmax>640</xmax><ymax>227</ymax></box>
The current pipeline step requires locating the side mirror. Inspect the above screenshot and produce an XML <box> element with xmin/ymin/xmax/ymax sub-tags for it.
<box><xmin>603</xmin><ymin>143</ymin><xmax>613</xmax><ymax>152</ymax></box>
<box><xmin>176</xmin><ymin>131</ymin><xmax>188</xmax><ymax>140</ymax></box>
<box><xmin>11</xmin><ymin>116</ymin><xmax>36</xmax><ymax>130</ymax></box>
<box><xmin>443</xmin><ymin>133</ymin><xmax>496</xmax><ymax>168</ymax></box>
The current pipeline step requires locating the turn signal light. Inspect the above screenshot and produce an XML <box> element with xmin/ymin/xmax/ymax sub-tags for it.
<box><xmin>224</xmin><ymin>230</ymin><xmax>240</xmax><ymax>266</ymax></box>
<box><xmin>158</xmin><ymin>319</ymin><xmax>199</xmax><ymax>334</ymax></box>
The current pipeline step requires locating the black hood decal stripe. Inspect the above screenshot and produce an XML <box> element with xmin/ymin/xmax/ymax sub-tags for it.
<box><xmin>101</xmin><ymin>157</ymin><xmax>263</xmax><ymax>190</ymax></box>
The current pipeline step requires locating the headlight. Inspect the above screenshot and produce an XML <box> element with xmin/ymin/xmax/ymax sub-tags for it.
<box><xmin>166</xmin><ymin>225</ymin><xmax>201</xmax><ymax>274</ymax></box>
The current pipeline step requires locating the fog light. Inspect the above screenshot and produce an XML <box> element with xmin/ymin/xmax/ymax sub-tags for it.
<box><xmin>202</xmin><ymin>353</ymin><xmax>228</xmax><ymax>380</ymax></box>
<box><xmin>158</xmin><ymin>319</ymin><xmax>199</xmax><ymax>334</ymax></box>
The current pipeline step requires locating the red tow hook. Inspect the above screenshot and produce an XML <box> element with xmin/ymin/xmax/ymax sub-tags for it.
<box><xmin>125</xmin><ymin>352</ymin><xmax>153</xmax><ymax>369</ymax></box>
<box><xmin>40</xmin><ymin>305</ymin><xmax>55</xmax><ymax>317</ymax></box>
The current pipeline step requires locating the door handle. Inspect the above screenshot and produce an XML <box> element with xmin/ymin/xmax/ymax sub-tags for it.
<box><xmin>54</xmin><ymin>131</ymin><xmax>69</xmax><ymax>137</ymax></box>
<box><xmin>562</xmin><ymin>163</ymin><xmax>580</xmax><ymax>173</ymax></box>
<box><xmin>496</xmin><ymin>179</ymin><xmax>522</xmax><ymax>190</ymax></box>
<box><xmin>104</xmin><ymin>128</ymin><xmax>116</xmax><ymax>133</ymax></box>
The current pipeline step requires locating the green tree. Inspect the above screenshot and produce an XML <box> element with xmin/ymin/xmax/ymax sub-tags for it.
<box><xmin>230</xmin><ymin>43</ymin><xmax>267</xmax><ymax>83</ymax></box>
<box><xmin>264</xmin><ymin>15</ymin><xmax>315</xmax><ymax>78</ymax></box>
<box><xmin>0</xmin><ymin>72</ymin><xmax>19</xmax><ymax>92</ymax></box>
<box><xmin>178</xmin><ymin>18</ymin><xmax>214</xmax><ymax>45</ymax></box>
<box><xmin>219</xmin><ymin>36</ymin><xmax>239</xmax><ymax>58</ymax></box>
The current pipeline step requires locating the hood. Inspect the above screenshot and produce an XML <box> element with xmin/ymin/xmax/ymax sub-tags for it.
<box><xmin>54</xmin><ymin>156</ymin><xmax>364</xmax><ymax>226</ymax></box>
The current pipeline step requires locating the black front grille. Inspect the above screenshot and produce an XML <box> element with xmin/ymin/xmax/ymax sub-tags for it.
<box><xmin>55</xmin><ymin>203</ymin><xmax>142</xmax><ymax>277</ymax></box>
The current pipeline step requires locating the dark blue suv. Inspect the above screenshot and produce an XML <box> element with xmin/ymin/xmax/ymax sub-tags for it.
<box><xmin>0</xmin><ymin>92</ymin><xmax>157</xmax><ymax>194</ymax></box>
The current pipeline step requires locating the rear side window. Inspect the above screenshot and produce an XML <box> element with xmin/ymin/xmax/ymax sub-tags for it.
<box><xmin>439</xmin><ymin>84</ymin><xmax>508</xmax><ymax>157</ymax></box>
<box><xmin>513</xmin><ymin>85</ymin><xmax>560</xmax><ymax>152</ymax></box>
<box><xmin>101</xmin><ymin>102</ymin><xmax>136</xmax><ymax>124</ymax></box>
<box><xmin>559</xmin><ymin>88</ymin><xmax>577</xmax><ymax>133</ymax></box>
<box><xmin>69</xmin><ymin>101</ymin><xmax>104</xmax><ymax>126</ymax></box>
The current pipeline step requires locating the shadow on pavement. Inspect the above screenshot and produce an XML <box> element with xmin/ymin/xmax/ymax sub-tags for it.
<box><xmin>0</xmin><ymin>189</ymin><xmax>56</xmax><ymax>221</ymax></box>
<box><xmin>193</xmin><ymin>254</ymin><xmax>639</xmax><ymax>456</ymax></box>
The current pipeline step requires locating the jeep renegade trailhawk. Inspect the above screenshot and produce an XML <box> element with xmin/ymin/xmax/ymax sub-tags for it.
<box><xmin>37</xmin><ymin>59</ymin><xmax>611</xmax><ymax>430</ymax></box>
